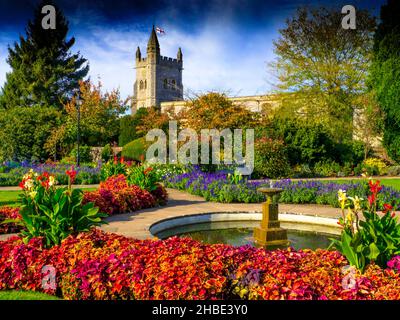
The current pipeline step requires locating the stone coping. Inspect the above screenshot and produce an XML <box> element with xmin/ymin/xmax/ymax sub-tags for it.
<box><xmin>150</xmin><ymin>212</ymin><xmax>341</xmax><ymax>238</ymax></box>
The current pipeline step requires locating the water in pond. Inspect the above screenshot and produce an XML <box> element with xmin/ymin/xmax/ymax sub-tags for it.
<box><xmin>156</xmin><ymin>221</ymin><xmax>336</xmax><ymax>250</ymax></box>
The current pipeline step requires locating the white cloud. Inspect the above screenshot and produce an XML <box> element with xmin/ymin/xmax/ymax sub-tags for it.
<box><xmin>0</xmin><ymin>19</ymin><xmax>280</xmax><ymax>103</ymax></box>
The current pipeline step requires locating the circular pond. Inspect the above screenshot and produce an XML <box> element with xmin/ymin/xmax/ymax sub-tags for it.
<box><xmin>152</xmin><ymin>217</ymin><xmax>339</xmax><ymax>250</ymax></box>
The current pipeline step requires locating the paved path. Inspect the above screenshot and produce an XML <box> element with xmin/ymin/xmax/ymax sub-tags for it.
<box><xmin>100</xmin><ymin>188</ymin><xmax>342</xmax><ymax>240</ymax></box>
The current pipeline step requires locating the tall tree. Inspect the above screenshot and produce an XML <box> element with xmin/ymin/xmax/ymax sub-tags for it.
<box><xmin>271</xmin><ymin>7</ymin><xmax>376</xmax><ymax>142</ymax></box>
<box><xmin>45</xmin><ymin>80</ymin><xmax>127</xmax><ymax>159</ymax></box>
<box><xmin>0</xmin><ymin>0</ymin><xmax>88</xmax><ymax>109</ymax></box>
<box><xmin>370</xmin><ymin>0</ymin><xmax>400</xmax><ymax>162</ymax></box>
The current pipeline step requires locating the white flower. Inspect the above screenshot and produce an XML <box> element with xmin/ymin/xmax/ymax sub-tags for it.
<box><xmin>48</xmin><ymin>176</ymin><xmax>56</xmax><ymax>187</ymax></box>
<box><xmin>24</xmin><ymin>179</ymin><xmax>34</xmax><ymax>190</ymax></box>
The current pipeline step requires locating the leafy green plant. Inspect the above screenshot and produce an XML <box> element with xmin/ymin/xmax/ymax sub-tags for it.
<box><xmin>227</xmin><ymin>170</ymin><xmax>243</xmax><ymax>184</ymax></box>
<box><xmin>330</xmin><ymin>180</ymin><xmax>400</xmax><ymax>272</ymax></box>
<box><xmin>6</xmin><ymin>170</ymin><xmax>107</xmax><ymax>248</ymax></box>
<box><xmin>126</xmin><ymin>165</ymin><xmax>158</xmax><ymax>192</ymax></box>
<box><xmin>313</xmin><ymin>160</ymin><xmax>341</xmax><ymax>177</ymax></box>
<box><xmin>253</xmin><ymin>137</ymin><xmax>291</xmax><ymax>179</ymax></box>
<box><xmin>100</xmin><ymin>157</ymin><xmax>127</xmax><ymax>181</ymax></box>
<box><xmin>70</xmin><ymin>145</ymin><xmax>92</xmax><ymax>163</ymax></box>
<box><xmin>101</xmin><ymin>144</ymin><xmax>112</xmax><ymax>162</ymax></box>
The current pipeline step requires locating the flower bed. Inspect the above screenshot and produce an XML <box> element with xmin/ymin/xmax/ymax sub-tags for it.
<box><xmin>83</xmin><ymin>175</ymin><xmax>167</xmax><ymax>215</ymax></box>
<box><xmin>164</xmin><ymin>168</ymin><xmax>400</xmax><ymax>210</ymax></box>
<box><xmin>1</xmin><ymin>229</ymin><xmax>400</xmax><ymax>300</ymax></box>
<box><xmin>0</xmin><ymin>161</ymin><xmax>101</xmax><ymax>186</ymax></box>
<box><xmin>0</xmin><ymin>207</ymin><xmax>21</xmax><ymax>234</ymax></box>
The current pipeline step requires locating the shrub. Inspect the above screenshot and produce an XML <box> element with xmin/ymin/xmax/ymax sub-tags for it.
<box><xmin>15</xmin><ymin>170</ymin><xmax>107</xmax><ymax>247</ymax></box>
<box><xmin>253</xmin><ymin>137</ymin><xmax>291</xmax><ymax>179</ymax></box>
<box><xmin>291</xmin><ymin>164</ymin><xmax>314</xmax><ymax>178</ymax></box>
<box><xmin>118</xmin><ymin>109</ymin><xmax>148</xmax><ymax>147</ymax></box>
<box><xmin>122</xmin><ymin>138</ymin><xmax>148</xmax><ymax>162</ymax></box>
<box><xmin>387</xmin><ymin>166</ymin><xmax>400</xmax><ymax>176</ymax></box>
<box><xmin>270</xmin><ymin>119</ymin><xmax>336</xmax><ymax>166</ymax></box>
<box><xmin>362</xmin><ymin>158</ymin><xmax>388</xmax><ymax>175</ymax></box>
<box><xmin>101</xmin><ymin>144</ymin><xmax>112</xmax><ymax>162</ymax></box>
<box><xmin>69</xmin><ymin>146</ymin><xmax>92</xmax><ymax>163</ymax></box>
<box><xmin>313</xmin><ymin>160</ymin><xmax>342</xmax><ymax>177</ymax></box>
<box><xmin>0</xmin><ymin>207</ymin><xmax>22</xmax><ymax>234</ymax></box>
<box><xmin>83</xmin><ymin>175</ymin><xmax>160</xmax><ymax>215</ymax></box>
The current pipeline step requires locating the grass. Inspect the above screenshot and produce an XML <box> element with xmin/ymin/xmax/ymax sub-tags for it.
<box><xmin>0</xmin><ymin>191</ymin><xmax>22</xmax><ymax>207</ymax></box>
<box><xmin>0</xmin><ymin>187</ymin><xmax>97</xmax><ymax>207</ymax></box>
<box><xmin>318</xmin><ymin>178</ymin><xmax>400</xmax><ymax>190</ymax></box>
<box><xmin>0</xmin><ymin>290</ymin><xmax>60</xmax><ymax>300</ymax></box>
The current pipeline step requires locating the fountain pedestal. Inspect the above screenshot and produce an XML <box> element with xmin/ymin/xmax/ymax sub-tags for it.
<box><xmin>254</xmin><ymin>187</ymin><xmax>289</xmax><ymax>247</ymax></box>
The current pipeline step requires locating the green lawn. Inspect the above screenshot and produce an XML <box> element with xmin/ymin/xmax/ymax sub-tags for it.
<box><xmin>0</xmin><ymin>191</ymin><xmax>22</xmax><ymax>207</ymax></box>
<box><xmin>0</xmin><ymin>187</ymin><xmax>97</xmax><ymax>207</ymax></box>
<box><xmin>318</xmin><ymin>178</ymin><xmax>400</xmax><ymax>190</ymax></box>
<box><xmin>0</xmin><ymin>290</ymin><xmax>60</xmax><ymax>300</ymax></box>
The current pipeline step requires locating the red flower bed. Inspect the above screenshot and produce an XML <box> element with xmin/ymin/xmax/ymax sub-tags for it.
<box><xmin>0</xmin><ymin>207</ymin><xmax>22</xmax><ymax>234</ymax></box>
<box><xmin>1</xmin><ymin>229</ymin><xmax>400</xmax><ymax>300</ymax></box>
<box><xmin>83</xmin><ymin>175</ymin><xmax>167</xmax><ymax>215</ymax></box>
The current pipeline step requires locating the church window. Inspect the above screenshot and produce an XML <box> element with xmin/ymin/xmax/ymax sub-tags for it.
<box><xmin>171</xmin><ymin>79</ymin><xmax>176</xmax><ymax>90</ymax></box>
<box><xmin>144</xmin><ymin>80</ymin><xmax>147</xmax><ymax>89</ymax></box>
<box><xmin>163</xmin><ymin>79</ymin><xmax>168</xmax><ymax>89</ymax></box>
<box><xmin>139</xmin><ymin>80</ymin><xmax>144</xmax><ymax>90</ymax></box>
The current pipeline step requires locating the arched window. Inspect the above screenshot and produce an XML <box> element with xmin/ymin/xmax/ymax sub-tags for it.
<box><xmin>144</xmin><ymin>80</ymin><xmax>147</xmax><ymax>89</ymax></box>
<box><xmin>163</xmin><ymin>79</ymin><xmax>168</xmax><ymax>89</ymax></box>
<box><xmin>139</xmin><ymin>80</ymin><xmax>144</xmax><ymax>90</ymax></box>
<box><xmin>171</xmin><ymin>79</ymin><xmax>176</xmax><ymax>90</ymax></box>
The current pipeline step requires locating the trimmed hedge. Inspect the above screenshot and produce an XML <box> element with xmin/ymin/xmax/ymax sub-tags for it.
<box><xmin>122</xmin><ymin>137</ymin><xmax>148</xmax><ymax>162</ymax></box>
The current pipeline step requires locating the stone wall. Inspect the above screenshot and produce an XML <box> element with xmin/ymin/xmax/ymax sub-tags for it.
<box><xmin>160</xmin><ymin>94</ymin><xmax>283</xmax><ymax>114</ymax></box>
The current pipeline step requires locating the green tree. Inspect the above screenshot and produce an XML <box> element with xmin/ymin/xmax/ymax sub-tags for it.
<box><xmin>0</xmin><ymin>0</ymin><xmax>88</xmax><ymax>109</ymax></box>
<box><xmin>45</xmin><ymin>80</ymin><xmax>127</xmax><ymax>159</ymax></box>
<box><xmin>370</xmin><ymin>0</ymin><xmax>400</xmax><ymax>162</ymax></box>
<box><xmin>271</xmin><ymin>7</ymin><xmax>376</xmax><ymax>142</ymax></box>
<box><xmin>118</xmin><ymin>108</ymin><xmax>149</xmax><ymax>146</ymax></box>
<box><xmin>0</xmin><ymin>106</ymin><xmax>63</xmax><ymax>161</ymax></box>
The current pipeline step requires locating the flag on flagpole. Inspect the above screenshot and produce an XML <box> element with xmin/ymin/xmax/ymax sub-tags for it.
<box><xmin>156</xmin><ymin>27</ymin><xmax>166</xmax><ymax>35</ymax></box>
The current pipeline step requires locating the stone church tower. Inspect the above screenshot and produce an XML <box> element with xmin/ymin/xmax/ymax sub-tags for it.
<box><xmin>132</xmin><ymin>26</ymin><xmax>183</xmax><ymax>113</ymax></box>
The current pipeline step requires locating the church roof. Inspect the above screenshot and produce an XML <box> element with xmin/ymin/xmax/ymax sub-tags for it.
<box><xmin>147</xmin><ymin>26</ymin><xmax>160</xmax><ymax>52</ymax></box>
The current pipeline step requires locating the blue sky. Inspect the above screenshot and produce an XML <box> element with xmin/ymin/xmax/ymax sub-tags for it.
<box><xmin>0</xmin><ymin>0</ymin><xmax>385</xmax><ymax>101</ymax></box>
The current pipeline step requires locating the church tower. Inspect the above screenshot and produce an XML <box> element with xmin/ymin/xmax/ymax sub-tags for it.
<box><xmin>133</xmin><ymin>26</ymin><xmax>183</xmax><ymax>113</ymax></box>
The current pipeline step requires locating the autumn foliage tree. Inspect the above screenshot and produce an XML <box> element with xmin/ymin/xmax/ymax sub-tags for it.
<box><xmin>45</xmin><ymin>80</ymin><xmax>127</xmax><ymax>159</ymax></box>
<box><xmin>182</xmin><ymin>92</ymin><xmax>258</xmax><ymax>132</ymax></box>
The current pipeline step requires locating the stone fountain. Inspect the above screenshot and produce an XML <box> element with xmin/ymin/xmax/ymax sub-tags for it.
<box><xmin>254</xmin><ymin>187</ymin><xmax>289</xmax><ymax>247</ymax></box>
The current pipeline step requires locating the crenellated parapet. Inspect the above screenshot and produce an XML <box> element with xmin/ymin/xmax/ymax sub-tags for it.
<box><xmin>133</xmin><ymin>26</ymin><xmax>184</xmax><ymax>112</ymax></box>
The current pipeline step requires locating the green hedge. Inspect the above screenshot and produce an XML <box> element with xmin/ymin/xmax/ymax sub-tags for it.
<box><xmin>122</xmin><ymin>138</ymin><xmax>148</xmax><ymax>162</ymax></box>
